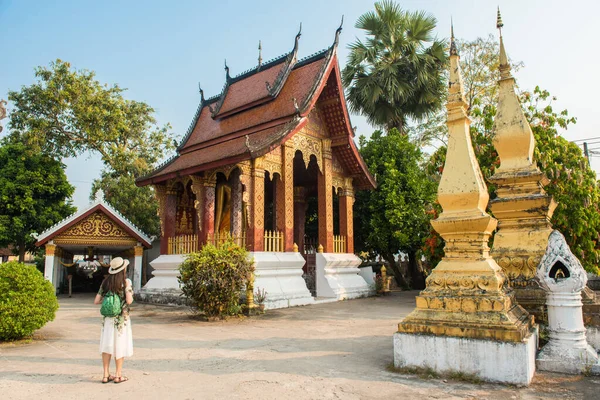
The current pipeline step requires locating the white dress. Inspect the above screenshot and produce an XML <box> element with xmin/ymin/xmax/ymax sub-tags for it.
<box><xmin>98</xmin><ymin>281</ymin><xmax>134</xmax><ymax>359</ymax></box>
<box><xmin>99</xmin><ymin>315</ymin><xmax>133</xmax><ymax>359</ymax></box>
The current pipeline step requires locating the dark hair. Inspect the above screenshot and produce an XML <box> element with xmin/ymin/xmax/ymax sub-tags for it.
<box><xmin>100</xmin><ymin>269</ymin><xmax>126</xmax><ymax>295</ymax></box>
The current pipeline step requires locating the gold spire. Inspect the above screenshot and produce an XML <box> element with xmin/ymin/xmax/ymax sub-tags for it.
<box><xmin>492</xmin><ymin>10</ymin><xmax>535</xmax><ymax>172</ymax></box>
<box><xmin>438</xmin><ymin>23</ymin><xmax>488</xmax><ymax>217</ymax></box>
<box><xmin>450</xmin><ymin>17</ymin><xmax>457</xmax><ymax>56</ymax></box>
<box><xmin>447</xmin><ymin>23</ymin><xmax>468</xmax><ymax>122</ymax></box>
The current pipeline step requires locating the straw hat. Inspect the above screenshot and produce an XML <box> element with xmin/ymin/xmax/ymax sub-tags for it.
<box><xmin>108</xmin><ymin>257</ymin><xmax>129</xmax><ymax>274</ymax></box>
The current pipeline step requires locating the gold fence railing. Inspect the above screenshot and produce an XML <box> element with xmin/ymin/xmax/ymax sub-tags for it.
<box><xmin>333</xmin><ymin>235</ymin><xmax>346</xmax><ymax>253</ymax></box>
<box><xmin>264</xmin><ymin>230</ymin><xmax>284</xmax><ymax>252</ymax></box>
<box><xmin>207</xmin><ymin>232</ymin><xmax>247</xmax><ymax>247</ymax></box>
<box><xmin>168</xmin><ymin>234</ymin><xmax>198</xmax><ymax>255</ymax></box>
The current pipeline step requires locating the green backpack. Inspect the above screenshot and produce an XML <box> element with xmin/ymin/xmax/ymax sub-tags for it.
<box><xmin>100</xmin><ymin>291</ymin><xmax>122</xmax><ymax>317</ymax></box>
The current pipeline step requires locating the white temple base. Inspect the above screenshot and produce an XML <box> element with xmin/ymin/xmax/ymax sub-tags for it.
<box><xmin>138</xmin><ymin>254</ymin><xmax>184</xmax><ymax>305</ymax></box>
<box><xmin>537</xmin><ymin>339</ymin><xmax>599</xmax><ymax>374</ymax></box>
<box><xmin>250</xmin><ymin>252</ymin><xmax>315</xmax><ymax>310</ymax></box>
<box><xmin>393</xmin><ymin>331</ymin><xmax>538</xmax><ymax>385</ymax></box>
<box><xmin>358</xmin><ymin>266</ymin><xmax>375</xmax><ymax>286</ymax></box>
<box><xmin>142</xmin><ymin>254</ymin><xmax>184</xmax><ymax>290</ymax></box>
<box><xmin>316</xmin><ymin>253</ymin><xmax>373</xmax><ymax>300</ymax></box>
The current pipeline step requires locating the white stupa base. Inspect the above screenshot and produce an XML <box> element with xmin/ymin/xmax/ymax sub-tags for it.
<box><xmin>393</xmin><ymin>331</ymin><xmax>538</xmax><ymax>386</ymax></box>
<box><xmin>537</xmin><ymin>339</ymin><xmax>599</xmax><ymax>374</ymax></box>
<box><xmin>316</xmin><ymin>253</ymin><xmax>373</xmax><ymax>300</ymax></box>
<box><xmin>250</xmin><ymin>252</ymin><xmax>315</xmax><ymax>310</ymax></box>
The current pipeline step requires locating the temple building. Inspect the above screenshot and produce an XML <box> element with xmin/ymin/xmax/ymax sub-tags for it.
<box><xmin>136</xmin><ymin>22</ymin><xmax>376</xmax><ymax>307</ymax></box>
<box><xmin>35</xmin><ymin>191</ymin><xmax>152</xmax><ymax>295</ymax></box>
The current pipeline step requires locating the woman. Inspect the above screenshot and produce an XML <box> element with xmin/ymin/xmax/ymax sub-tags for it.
<box><xmin>94</xmin><ymin>257</ymin><xmax>134</xmax><ymax>384</ymax></box>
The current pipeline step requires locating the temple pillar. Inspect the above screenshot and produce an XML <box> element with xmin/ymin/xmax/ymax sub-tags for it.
<box><xmin>153</xmin><ymin>185</ymin><xmax>167</xmax><ymax>254</ymax></box>
<box><xmin>133</xmin><ymin>244</ymin><xmax>144</xmax><ymax>292</ymax></box>
<box><xmin>393</xmin><ymin>31</ymin><xmax>536</xmax><ymax>385</ymax></box>
<box><xmin>202</xmin><ymin>176</ymin><xmax>217</xmax><ymax>244</ymax></box>
<box><xmin>231</xmin><ymin>169</ymin><xmax>243</xmax><ymax>242</ymax></box>
<box><xmin>282</xmin><ymin>144</ymin><xmax>295</xmax><ymax>251</ymax></box>
<box><xmin>159</xmin><ymin>186</ymin><xmax>178</xmax><ymax>254</ymax></box>
<box><xmin>293</xmin><ymin>187</ymin><xmax>307</xmax><ymax>254</ymax></box>
<box><xmin>317</xmin><ymin>139</ymin><xmax>333</xmax><ymax>253</ymax></box>
<box><xmin>189</xmin><ymin>175</ymin><xmax>205</xmax><ymax>248</ymax></box>
<box><xmin>44</xmin><ymin>243</ymin><xmax>56</xmax><ymax>290</ymax></box>
<box><xmin>274</xmin><ymin>174</ymin><xmax>284</xmax><ymax>233</ymax></box>
<box><xmin>249</xmin><ymin>157</ymin><xmax>265</xmax><ymax>251</ymax></box>
<box><xmin>339</xmin><ymin>179</ymin><xmax>354</xmax><ymax>254</ymax></box>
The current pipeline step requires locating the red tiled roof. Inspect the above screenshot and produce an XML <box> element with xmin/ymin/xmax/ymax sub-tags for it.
<box><xmin>180</xmin><ymin>57</ymin><xmax>327</xmax><ymax>153</ymax></box>
<box><xmin>138</xmin><ymin>27</ymin><xmax>376</xmax><ymax>190</ymax></box>
<box><xmin>216</xmin><ymin>63</ymin><xmax>283</xmax><ymax>117</ymax></box>
<box><xmin>147</xmin><ymin>122</ymin><xmax>304</xmax><ymax>180</ymax></box>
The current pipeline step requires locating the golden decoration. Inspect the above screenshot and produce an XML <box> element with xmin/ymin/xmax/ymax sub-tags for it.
<box><xmin>53</xmin><ymin>211</ymin><xmax>137</xmax><ymax>246</ymax></box>
<box><xmin>291</xmin><ymin>133</ymin><xmax>322</xmax><ymax>172</ymax></box>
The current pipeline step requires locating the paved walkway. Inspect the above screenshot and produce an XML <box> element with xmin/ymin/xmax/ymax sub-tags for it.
<box><xmin>0</xmin><ymin>291</ymin><xmax>598</xmax><ymax>399</ymax></box>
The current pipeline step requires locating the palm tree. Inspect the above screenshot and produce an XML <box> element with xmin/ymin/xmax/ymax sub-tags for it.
<box><xmin>342</xmin><ymin>1</ymin><xmax>447</xmax><ymax>133</ymax></box>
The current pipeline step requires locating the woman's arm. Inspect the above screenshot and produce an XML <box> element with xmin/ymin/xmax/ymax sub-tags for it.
<box><xmin>125</xmin><ymin>278</ymin><xmax>134</xmax><ymax>305</ymax></box>
<box><xmin>94</xmin><ymin>294</ymin><xmax>103</xmax><ymax>304</ymax></box>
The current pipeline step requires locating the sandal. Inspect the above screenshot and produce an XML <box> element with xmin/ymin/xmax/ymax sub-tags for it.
<box><xmin>101</xmin><ymin>375</ymin><xmax>115</xmax><ymax>384</ymax></box>
<box><xmin>114</xmin><ymin>376</ymin><xmax>129</xmax><ymax>384</ymax></box>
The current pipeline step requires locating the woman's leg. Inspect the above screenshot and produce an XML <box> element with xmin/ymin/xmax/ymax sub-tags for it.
<box><xmin>114</xmin><ymin>357</ymin><xmax>128</xmax><ymax>382</ymax></box>
<box><xmin>102</xmin><ymin>352</ymin><xmax>112</xmax><ymax>381</ymax></box>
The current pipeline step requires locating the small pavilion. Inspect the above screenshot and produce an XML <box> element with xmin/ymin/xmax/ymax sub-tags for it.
<box><xmin>35</xmin><ymin>191</ymin><xmax>152</xmax><ymax>294</ymax></box>
<box><xmin>136</xmin><ymin>22</ymin><xmax>376</xmax><ymax>307</ymax></box>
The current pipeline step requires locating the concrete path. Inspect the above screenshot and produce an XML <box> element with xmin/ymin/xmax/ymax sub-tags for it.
<box><xmin>0</xmin><ymin>291</ymin><xmax>598</xmax><ymax>399</ymax></box>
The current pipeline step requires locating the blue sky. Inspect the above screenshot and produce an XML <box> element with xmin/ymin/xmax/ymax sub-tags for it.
<box><xmin>1</xmin><ymin>0</ymin><xmax>599</xmax><ymax>210</ymax></box>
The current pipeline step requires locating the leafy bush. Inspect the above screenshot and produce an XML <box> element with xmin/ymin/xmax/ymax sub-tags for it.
<box><xmin>178</xmin><ymin>238</ymin><xmax>253</xmax><ymax>319</ymax></box>
<box><xmin>0</xmin><ymin>261</ymin><xmax>59</xmax><ymax>340</ymax></box>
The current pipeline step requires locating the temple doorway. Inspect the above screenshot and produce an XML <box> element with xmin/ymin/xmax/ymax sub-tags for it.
<box><xmin>292</xmin><ymin>150</ymin><xmax>320</xmax><ymax>294</ymax></box>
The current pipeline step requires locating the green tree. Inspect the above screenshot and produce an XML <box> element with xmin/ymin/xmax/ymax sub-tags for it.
<box><xmin>7</xmin><ymin>59</ymin><xmax>178</xmax><ymax>236</ymax></box>
<box><xmin>355</xmin><ymin>129</ymin><xmax>437</xmax><ymax>289</ymax></box>
<box><xmin>7</xmin><ymin>59</ymin><xmax>175</xmax><ymax>177</ymax></box>
<box><xmin>342</xmin><ymin>0</ymin><xmax>447</xmax><ymax>132</ymax></box>
<box><xmin>0</xmin><ymin>139</ymin><xmax>75</xmax><ymax>261</ymax></box>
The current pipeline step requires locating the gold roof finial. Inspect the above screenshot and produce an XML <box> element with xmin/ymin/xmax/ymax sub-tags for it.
<box><xmin>198</xmin><ymin>82</ymin><xmax>205</xmax><ymax>102</ymax></box>
<box><xmin>497</xmin><ymin>7</ymin><xmax>511</xmax><ymax>79</ymax></box>
<box><xmin>258</xmin><ymin>40</ymin><xmax>263</xmax><ymax>68</ymax></box>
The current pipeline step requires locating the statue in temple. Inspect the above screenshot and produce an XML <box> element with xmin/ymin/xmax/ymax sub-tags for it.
<box><xmin>215</xmin><ymin>183</ymin><xmax>232</xmax><ymax>235</ymax></box>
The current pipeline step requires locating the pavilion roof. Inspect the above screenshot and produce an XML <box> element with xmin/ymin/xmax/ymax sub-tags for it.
<box><xmin>137</xmin><ymin>23</ymin><xmax>376</xmax><ymax>190</ymax></box>
<box><xmin>35</xmin><ymin>191</ymin><xmax>152</xmax><ymax>248</ymax></box>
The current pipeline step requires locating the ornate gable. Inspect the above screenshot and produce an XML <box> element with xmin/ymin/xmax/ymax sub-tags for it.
<box><xmin>53</xmin><ymin>211</ymin><xmax>138</xmax><ymax>247</ymax></box>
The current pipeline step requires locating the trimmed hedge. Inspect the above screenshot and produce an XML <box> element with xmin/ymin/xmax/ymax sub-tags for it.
<box><xmin>0</xmin><ymin>261</ymin><xmax>59</xmax><ymax>340</ymax></box>
<box><xmin>179</xmin><ymin>238</ymin><xmax>253</xmax><ymax>318</ymax></box>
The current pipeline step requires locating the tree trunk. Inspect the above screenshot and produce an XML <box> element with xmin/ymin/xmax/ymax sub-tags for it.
<box><xmin>388</xmin><ymin>119</ymin><xmax>405</xmax><ymax>135</ymax></box>
<box><xmin>383</xmin><ymin>252</ymin><xmax>409</xmax><ymax>289</ymax></box>
<box><xmin>18</xmin><ymin>241</ymin><xmax>26</xmax><ymax>263</ymax></box>
<box><xmin>408</xmin><ymin>249</ymin><xmax>426</xmax><ymax>290</ymax></box>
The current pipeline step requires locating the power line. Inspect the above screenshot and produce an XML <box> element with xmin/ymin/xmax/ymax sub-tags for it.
<box><xmin>572</xmin><ymin>137</ymin><xmax>600</xmax><ymax>143</ymax></box>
